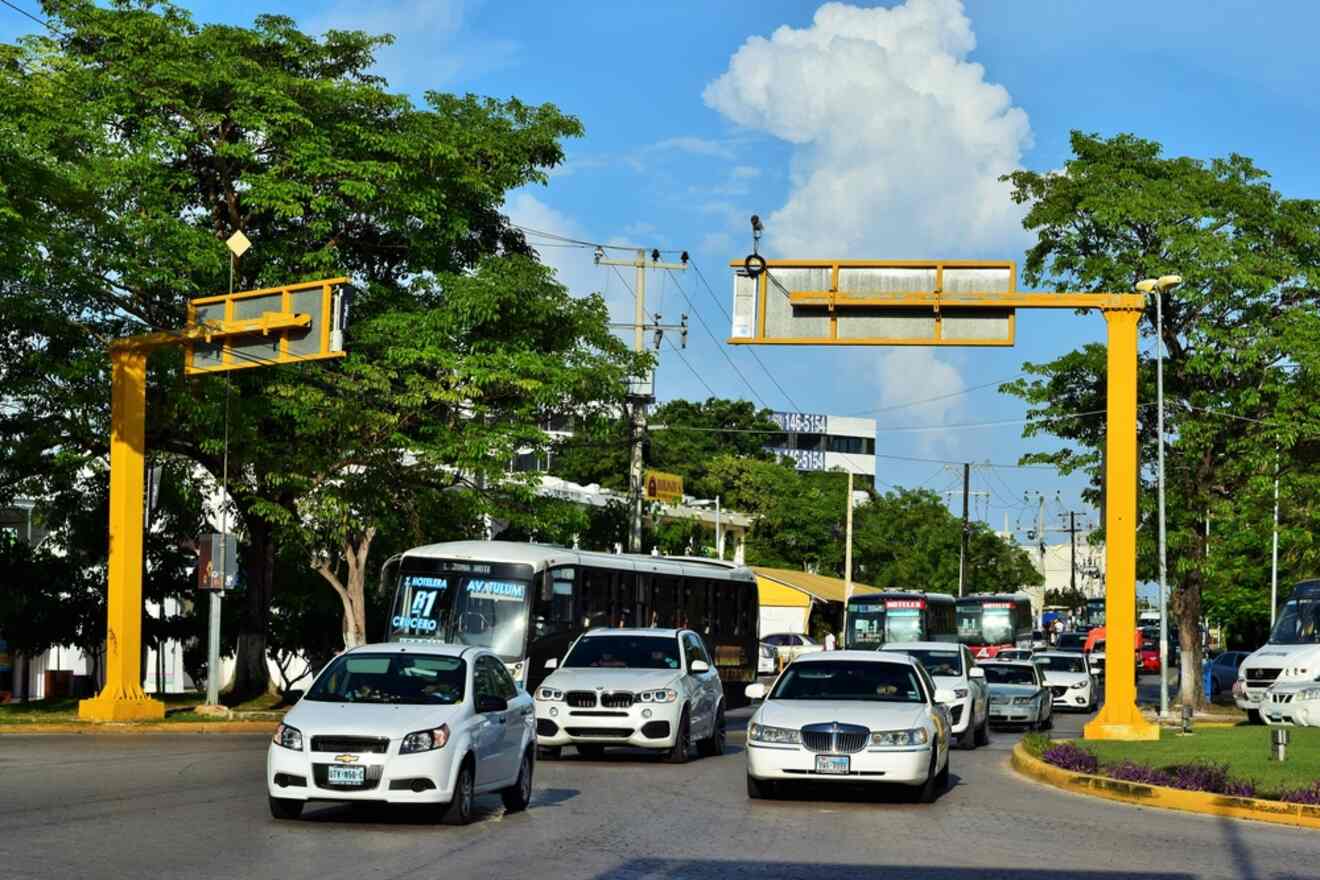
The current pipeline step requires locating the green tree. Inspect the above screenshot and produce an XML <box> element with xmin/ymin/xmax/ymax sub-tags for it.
<box><xmin>0</xmin><ymin>2</ymin><xmax>594</xmax><ymax>697</ymax></box>
<box><xmin>1002</xmin><ymin>132</ymin><xmax>1320</xmax><ymax>707</ymax></box>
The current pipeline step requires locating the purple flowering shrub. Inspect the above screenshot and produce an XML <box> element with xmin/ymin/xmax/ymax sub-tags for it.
<box><xmin>1278</xmin><ymin>781</ymin><xmax>1320</xmax><ymax>805</ymax></box>
<box><xmin>1042</xmin><ymin>742</ymin><xmax>1099</xmax><ymax>774</ymax></box>
<box><xmin>1107</xmin><ymin>761</ymin><xmax>1172</xmax><ymax>786</ymax></box>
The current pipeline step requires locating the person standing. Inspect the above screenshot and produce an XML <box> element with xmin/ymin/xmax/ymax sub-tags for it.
<box><xmin>823</xmin><ymin>631</ymin><xmax>836</xmax><ymax>652</ymax></box>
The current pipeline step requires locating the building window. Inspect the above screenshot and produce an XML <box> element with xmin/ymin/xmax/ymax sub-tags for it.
<box><xmin>795</xmin><ymin>433</ymin><xmax>825</xmax><ymax>452</ymax></box>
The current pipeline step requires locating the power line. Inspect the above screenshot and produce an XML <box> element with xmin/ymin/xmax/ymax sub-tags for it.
<box><xmin>848</xmin><ymin>375</ymin><xmax>1027</xmax><ymax>417</ymax></box>
<box><xmin>663</xmin><ymin>336</ymin><xmax>717</xmax><ymax>398</ymax></box>
<box><xmin>0</xmin><ymin>0</ymin><xmax>65</xmax><ymax>36</ymax></box>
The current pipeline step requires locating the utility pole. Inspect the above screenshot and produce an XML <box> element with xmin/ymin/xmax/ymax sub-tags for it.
<box><xmin>959</xmin><ymin>462</ymin><xmax>970</xmax><ymax>597</ymax></box>
<box><xmin>844</xmin><ymin>471</ymin><xmax>855</xmax><ymax>607</ymax></box>
<box><xmin>596</xmin><ymin>247</ymin><xmax>687</xmax><ymax>553</ymax></box>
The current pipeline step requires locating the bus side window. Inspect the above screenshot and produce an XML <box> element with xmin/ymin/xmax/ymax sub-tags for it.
<box><xmin>634</xmin><ymin>572</ymin><xmax>650</xmax><ymax>628</ymax></box>
<box><xmin>653</xmin><ymin>575</ymin><xmax>679</xmax><ymax>628</ymax></box>
<box><xmin>614</xmin><ymin>570</ymin><xmax>635</xmax><ymax>627</ymax></box>
<box><xmin>534</xmin><ymin>566</ymin><xmax>575</xmax><ymax>639</ymax></box>
<box><xmin>581</xmin><ymin>567</ymin><xmax>612</xmax><ymax>629</ymax></box>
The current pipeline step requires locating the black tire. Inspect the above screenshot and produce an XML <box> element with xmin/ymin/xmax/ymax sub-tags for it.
<box><xmin>747</xmin><ymin>773</ymin><xmax>774</xmax><ymax>800</ymax></box>
<box><xmin>1247</xmin><ymin>709</ymin><xmax>1264</xmax><ymax>725</ymax></box>
<box><xmin>443</xmin><ymin>759</ymin><xmax>475</xmax><ymax>826</ymax></box>
<box><xmin>1042</xmin><ymin>706</ymin><xmax>1054</xmax><ymax>731</ymax></box>
<box><xmin>956</xmin><ymin>719</ymin><xmax>976</xmax><ymax>750</ymax></box>
<box><xmin>268</xmin><ymin>796</ymin><xmax>303</xmax><ymax>820</ymax></box>
<box><xmin>501</xmin><ymin>750</ymin><xmax>533</xmax><ymax>813</ymax></box>
<box><xmin>576</xmin><ymin>744</ymin><xmax>605</xmax><ymax>760</ymax></box>
<box><xmin>696</xmin><ymin>704</ymin><xmax>726</xmax><ymax>758</ymax></box>
<box><xmin>664</xmin><ymin>708</ymin><xmax>691</xmax><ymax>764</ymax></box>
<box><xmin>935</xmin><ymin>755</ymin><xmax>950</xmax><ymax>790</ymax></box>
<box><xmin>914</xmin><ymin>752</ymin><xmax>940</xmax><ymax>804</ymax></box>
<box><xmin>974</xmin><ymin>710</ymin><xmax>991</xmax><ymax>747</ymax></box>
<box><xmin>537</xmin><ymin>745</ymin><xmax>561</xmax><ymax>760</ymax></box>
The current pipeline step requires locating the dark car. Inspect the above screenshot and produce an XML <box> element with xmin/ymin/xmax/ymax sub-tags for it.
<box><xmin>1055</xmin><ymin>632</ymin><xmax>1087</xmax><ymax>653</ymax></box>
<box><xmin>1207</xmin><ymin>651</ymin><xmax>1249</xmax><ymax>698</ymax></box>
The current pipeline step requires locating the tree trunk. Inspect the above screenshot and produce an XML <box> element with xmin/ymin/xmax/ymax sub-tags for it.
<box><xmin>315</xmin><ymin>527</ymin><xmax>376</xmax><ymax>651</ymax></box>
<box><xmin>229</xmin><ymin>517</ymin><xmax>277</xmax><ymax>702</ymax></box>
<box><xmin>1174</xmin><ymin>567</ymin><xmax>1205</xmax><ymax>710</ymax></box>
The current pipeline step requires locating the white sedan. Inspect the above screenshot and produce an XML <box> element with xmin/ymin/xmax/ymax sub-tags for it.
<box><xmin>266</xmin><ymin>643</ymin><xmax>535</xmax><ymax>825</ymax></box>
<box><xmin>1033</xmin><ymin>651</ymin><xmax>1097</xmax><ymax>712</ymax></box>
<box><xmin>743</xmin><ymin>650</ymin><xmax>953</xmax><ymax>803</ymax></box>
<box><xmin>885</xmin><ymin>641</ymin><xmax>990</xmax><ymax>749</ymax></box>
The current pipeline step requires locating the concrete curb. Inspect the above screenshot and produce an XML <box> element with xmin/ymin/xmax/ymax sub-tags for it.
<box><xmin>1011</xmin><ymin>741</ymin><xmax>1320</xmax><ymax>830</ymax></box>
<box><xmin>0</xmin><ymin>720</ymin><xmax>279</xmax><ymax>735</ymax></box>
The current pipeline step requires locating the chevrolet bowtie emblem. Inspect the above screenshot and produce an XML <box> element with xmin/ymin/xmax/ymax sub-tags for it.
<box><xmin>334</xmin><ymin>754</ymin><xmax>359</xmax><ymax>764</ymax></box>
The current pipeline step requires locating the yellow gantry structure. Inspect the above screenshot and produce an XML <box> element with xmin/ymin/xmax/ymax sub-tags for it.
<box><xmin>79</xmin><ymin>279</ymin><xmax>346</xmax><ymax>722</ymax></box>
<box><xmin>729</xmin><ymin>258</ymin><xmax>1158</xmax><ymax>741</ymax></box>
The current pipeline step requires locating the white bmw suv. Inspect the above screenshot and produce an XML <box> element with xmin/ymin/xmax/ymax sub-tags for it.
<box><xmin>534</xmin><ymin>628</ymin><xmax>726</xmax><ymax>763</ymax></box>
<box><xmin>884</xmin><ymin>642</ymin><xmax>990</xmax><ymax>749</ymax></box>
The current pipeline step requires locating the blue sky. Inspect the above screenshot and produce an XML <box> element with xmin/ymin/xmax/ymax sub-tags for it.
<box><xmin>5</xmin><ymin>0</ymin><xmax>1319</xmax><ymax>543</ymax></box>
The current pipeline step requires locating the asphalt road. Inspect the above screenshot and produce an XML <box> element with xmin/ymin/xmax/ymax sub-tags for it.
<box><xmin>1</xmin><ymin>680</ymin><xmax>1315</xmax><ymax>880</ymax></box>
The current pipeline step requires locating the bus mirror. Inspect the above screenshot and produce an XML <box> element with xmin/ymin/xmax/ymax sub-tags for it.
<box><xmin>544</xmin><ymin>657</ymin><xmax>558</xmax><ymax>670</ymax></box>
<box><xmin>744</xmin><ymin>683</ymin><xmax>767</xmax><ymax>701</ymax></box>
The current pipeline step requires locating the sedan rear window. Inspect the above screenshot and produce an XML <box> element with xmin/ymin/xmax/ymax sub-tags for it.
<box><xmin>306</xmin><ymin>653</ymin><xmax>466</xmax><ymax>705</ymax></box>
<box><xmin>770</xmin><ymin>661</ymin><xmax>925</xmax><ymax>703</ymax></box>
<box><xmin>983</xmin><ymin>664</ymin><xmax>1036</xmax><ymax>685</ymax></box>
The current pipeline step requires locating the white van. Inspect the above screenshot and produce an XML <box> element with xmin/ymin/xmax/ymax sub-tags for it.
<box><xmin>1235</xmin><ymin>580</ymin><xmax>1320</xmax><ymax>724</ymax></box>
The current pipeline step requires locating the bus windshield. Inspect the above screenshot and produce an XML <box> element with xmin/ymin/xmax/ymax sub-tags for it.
<box><xmin>1269</xmin><ymin>598</ymin><xmax>1320</xmax><ymax>645</ymax></box>
<box><xmin>957</xmin><ymin>606</ymin><xmax>1013</xmax><ymax>646</ymax></box>
<box><xmin>847</xmin><ymin>602</ymin><xmax>887</xmax><ymax>650</ymax></box>
<box><xmin>390</xmin><ymin>561</ymin><xmax>533</xmax><ymax>662</ymax></box>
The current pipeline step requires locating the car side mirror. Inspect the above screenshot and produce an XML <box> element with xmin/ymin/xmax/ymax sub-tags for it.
<box><xmin>690</xmin><ymin>659</ymin><xmax>710</xmax><ymax>674</ymax></box>
<box><xmin>968</xmin><ymin>667</ymin><xmax>986</xmax><ymax>680</ymax></box>
<box><xmin>544</xmin><ymin>657</ymin><xmax>558</xmax><ymax>670</ymax></box>
<box><xmin>477</xmin><ymin>695</ymin><xmax>508</xmax><ymax>714</ymax></box>
<box><xmin>744</xmin><ymin>682</ymin><xmax>767</xmax><ymax>701</ymax></box>
<box><xmin>934</xmin><ymin>688</ymin><xmax>957</xmax><ymax>705</ymax></box>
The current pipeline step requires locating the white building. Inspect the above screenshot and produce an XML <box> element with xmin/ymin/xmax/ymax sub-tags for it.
<box><xmin>998</xmin><ymin>531</ymin><xmax>1106</xmax><ymax>618</ymax></box>
<box><xmin>764</xmin><ymin>411</ymin><xmax>877</xmax><ymax>478</ymax></box>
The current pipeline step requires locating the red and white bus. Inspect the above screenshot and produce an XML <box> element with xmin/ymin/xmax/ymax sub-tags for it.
<box><xmin>956</xmin><ymin>593</ymin><xmax>1033</xmax><ymax>660</ymax></box>
<box><xmin>844</xmin><ymin>591</ymin><xmax>957</xmax><ymax>650</ymax></box>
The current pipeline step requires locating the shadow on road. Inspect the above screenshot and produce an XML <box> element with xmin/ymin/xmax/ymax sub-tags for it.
<box><xmin>298</xmin><ymin>787</ymin><xmax>580</xmax><ymax>826</ymax></box>
<box><xmin>589</xmin><ymin>859</ymin><xmax>1197</xmax><ymax>879</ymax></box>
<box><xmin>748</xmin><ymin>773</ymin><xmax>965</xmax><ymax>805</ymax></box>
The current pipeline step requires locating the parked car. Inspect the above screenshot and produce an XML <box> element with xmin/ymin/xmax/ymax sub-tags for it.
<box><xmin>534</xmin><ymin>628</ymin><xmax>725</xmax><ymax>763</ymax></box>
<box><xmin>266</xmin><ymin>643</ymin><xmax>535</xmax><ymax>824</ymax></box>
<box><xmin>886</xmin><ymin>641</ymin><xmax>990</xmax><ymax>750</ymax></box>
<box><xmin>982</xmin><ymin>661</ymin><xmax>1052</xmax><ymax>730</ymax></box>
<box><xmin>743</xmin><ymin>651</ymin><xmax>952</xmax><ymax>802</ymax></box>
<box><xmin>1262</xmin><ymin>680</ymin><xmax>1320</xmax><ymax>727</ymax></box>
<box><xmin>1033</xmin><ymin>651</ymin><xmax>1097</xmax><ymax>712</ymax></box>
<box><xmin>758</xmin><ymin>642</ymin><xmax>778</xmax><ymax>675</ymax></box>
<box><xmin>761</xmin><ymin>632</ymin><xmax>824</xmax><ymax>662</ymax></box>
<box><xmin>1206</xmin><ymin>650</ymin><xmax>1248</xmax><ymax>698</ymax></box>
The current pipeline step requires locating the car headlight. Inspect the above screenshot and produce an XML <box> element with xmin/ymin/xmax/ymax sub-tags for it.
<box><xmin>638</xmin><ymin>688</ymin><xmax>678</xmax><ymax>703</ymax></box>
<box><xmin>760</xmin><ymin>645</ymin><xmax>775</xmax><ymax>659</ymax></box>
<box><xmin>1297</xmin><ymin>687</ymin><xmax>1320</xmax><ymax>702</ymax></box>
<box><xmin>535</xmin><ymin>687</ymin><xmax>564</xmax><ymax>702</ymax></box>
<box><xmin>400</xmin><ymin>724</ymin><xmax>450</xmax><ymax>754</ymax></box>
<box><xmin>1012</xmin><ymin>696</ymin><xmax>1036</xmax><ymax>705</ymax></box>
<box><xmin>748</xmin><ymin>723</ymin><xmax>801</xmax><ymax>744</ymax></box>
<box><xmin>953</xmin><ymin>688</ymin><xmax>969</xmax><ymax>699</ymax></box>
<box><xmin>1070</xmin><ymin>681</ymin><xmax>1089</xmax><ymax>690</ymax></box>
<box><xmin>870</xmin><ymin>728</ymin><xmax>929</xmax><ymax>747</ymax></box>
<box><xmin>272</xmin><ymin>722</ymin><xmax>303</xmax><ymax>751</ymax></box>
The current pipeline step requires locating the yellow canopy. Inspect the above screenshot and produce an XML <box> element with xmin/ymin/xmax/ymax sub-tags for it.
<box><xmin>752</xmin><ymin>566</ymin><xmax>874</xmax><ymax>606</ymax></box>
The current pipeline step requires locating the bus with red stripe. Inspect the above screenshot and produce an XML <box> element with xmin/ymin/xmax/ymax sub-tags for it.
<box><xmin>844</xmin><ymin>591</ymin><xmax>957</xmax><ymax>650</ymax></box>
<box><xmin>956</xmin><ymin>593</ymin><xmax>1033</xmax><ymax>660</ymax></box>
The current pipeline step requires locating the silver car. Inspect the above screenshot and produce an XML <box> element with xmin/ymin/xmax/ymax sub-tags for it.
<box><xmin>982</xmin><ymin>661</ymin><xmax>1053</xmax><ymax>730</ymax></box>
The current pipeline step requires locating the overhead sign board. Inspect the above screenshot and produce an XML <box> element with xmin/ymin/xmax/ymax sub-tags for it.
<box><xmin>185</xmin><ymin>277</ymin><xmax>348</xmax><ymax>374</ymax></box>
<box><xmin>729</xmin><ymin>260</ymin><xmax>1016</xmax><ymax>347</ymax></box>
<box><xmin>644</xmin><ymin>470</ymin><xmax>684</xmax><ymax>504</ymax></box>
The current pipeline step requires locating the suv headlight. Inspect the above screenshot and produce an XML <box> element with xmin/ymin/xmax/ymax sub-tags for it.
<box><xmin>1297</xmin><ymin>687</ymin><xmax>1320</xmax><ymax>701</ymax></box>
<box><xmin>1070</xmin><ymin>681</ymin><xmax>1089</xmax><ymax>690</ymax></box>
<box><xmin>535</xmin><ymin>687</ymin><xmax>564</xmax><ymax>702</ymax></box>
<box><xmin>272</xmin><ymin>722</ymin><xmax>303</xmax><ymax>751</ymax></box>
<box><xmin>871</xmin><ymin>728</ymin><xmax>929</xmax><ymax>747</ymax></box>
<box><xmin>638</xmin><ymin>688</ymin><xmax>678</xmax><ymax>703</ymax></box>
<box><xmin>953</xmin><ymin>688</ymin><xmax>969</xmax><ymax>699</ymax></box>
<box><xmin>400</xmin><ymin>724</ymin><xmax>450</xmax><ymax>754</ymax></box>
<box><xmin>748</xmin><ymin>723</ymin><xmax>800</xmax><ymax>744</ymax></box>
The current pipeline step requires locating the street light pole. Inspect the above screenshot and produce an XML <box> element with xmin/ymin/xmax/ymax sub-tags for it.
<box><xmin>1138</xmin><ymin>274</ymin><xmax>1180</xmax><ymax>720</ymax></box>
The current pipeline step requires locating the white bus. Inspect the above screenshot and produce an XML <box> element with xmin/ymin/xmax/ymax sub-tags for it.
<box><xmin>383</xmin><ymin>541</ymin><xmax>760</xmax><ymax>697</ymax></box>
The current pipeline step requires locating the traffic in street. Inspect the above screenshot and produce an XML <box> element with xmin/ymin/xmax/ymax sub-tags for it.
<box><xmin>0</xmin><ymin>678</ymin><xmax>1311</xmax><ymax>880</ymax></box>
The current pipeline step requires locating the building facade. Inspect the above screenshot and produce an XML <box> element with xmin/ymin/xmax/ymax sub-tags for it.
<box><xmin>764</xmin><ymin>411</ymin><xmax>877</xmax><ymax>477</ymax></box>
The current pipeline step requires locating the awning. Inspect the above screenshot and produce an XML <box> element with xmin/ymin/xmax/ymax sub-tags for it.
<box><xmin>752</xmin><ymin>567</ymin><xmax>874</xmax><ymax>606</ymax></box>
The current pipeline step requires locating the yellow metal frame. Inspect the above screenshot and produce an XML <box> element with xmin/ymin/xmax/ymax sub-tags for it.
<box><xmin>184</xmin><ymin>277</ymin><xmax>346</xmax><ymax>374</ymax></box>
<box><xmin>78</xmin><ymin>277</ymin><xmax>347</xmax><ymax>722</ymax></box>
<box><xmin>728</xmin><ymin>258</ymin><xmax>1156</xmax><ymax>741</ymax></box>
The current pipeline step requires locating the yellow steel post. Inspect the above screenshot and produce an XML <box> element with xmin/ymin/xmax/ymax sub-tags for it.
<box><xmin>1084</xmin><ymin>305</ymin><xmax>1158</xmax><ymax>741</ymax></box>
<box><xmin>79</xmin><ymin>344</ymin><xmax>165</xmax><ymax>721</ymax></box>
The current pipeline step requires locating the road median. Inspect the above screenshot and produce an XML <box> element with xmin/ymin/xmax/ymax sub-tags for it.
<box><xmin>1011</xmin><ymin>740</ymin><xmax>1320</xmax><ymax>830</ymax></box>
<box><xmin>0</xmin><ymin>719</ymin><xmax>279</xmax><ymax>735</ymax></box>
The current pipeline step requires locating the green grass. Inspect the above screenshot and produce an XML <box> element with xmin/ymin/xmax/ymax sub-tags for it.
<box><xmin>1082</xmin><ymin>726</ymin><xmax>1320</xmax><ymax>794</ymax></box>
<box><xmin>0</xmin><ymin>693</ymin><xmax>282</xmax><ymax>725</ymax></box>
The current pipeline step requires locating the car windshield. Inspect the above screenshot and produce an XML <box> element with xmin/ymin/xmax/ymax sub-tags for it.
<box><xmin>451</xmin><ymin>578</ymin><xmax>531</xmax><ymax>660</ymax></box>
<box><xmin>305</xmin><ymin>653</ymin><xmax>466</xmax><ymax>705</ymax></box>
<box><xmin>563</xmin><ymin>635</ymin><xmax>681</xmax><ymax>670</ymax></box>
<box><xmin>984</xmin><ymin>665</ymin><xmax>1036</xmax><ymax>686</ymax></box>
<box><xmin>846</xmin><ymin>601</ymin><xmax>886</xmax><ymax>650</ymax></box>
<box><xmin>769</xmin><ymin>660</ymin><xmax>926</xmax><ymax>703</ymax></box>
<box><xmin>1035</xmin><ymin>655</ymin><xmax>1086</xmax><ymax>674</ymax></box>
<box><xmin>1269</xmin><ymin>599</ymin><xmax>1320</xmax><ymax>645</ymax></box>
<box><xmin>898</xmin><ymin>648</ymin><xmax>962</xmax><ymax>677</ymax></box>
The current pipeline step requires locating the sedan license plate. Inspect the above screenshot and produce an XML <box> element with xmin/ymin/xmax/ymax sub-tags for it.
<box><xmin>815</xmin><ymin>755</ymin><xmax>850</xmax><ymax>775</ymax></box>
<box><xmin>326</xmin><ymin>765</ymin><xmax>366</xmax><ymax>786</ymax></box>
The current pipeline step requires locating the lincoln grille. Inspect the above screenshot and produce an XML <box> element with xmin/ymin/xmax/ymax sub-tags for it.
<box><xmin>310</xmin><ymin>736</ymin><xmax>389</xmax><ymax>754</ymax></box>
<box><xmin>565</xmin><ymin>691</ymin><xmax>597</xmax><ymax>708</ymax></box>
<box><xmin>800</xmin><ymin>722</ymin><xmax>869</xmax><ymax>754</ymax></box>
<box><xmin>600</xmin><ymin>692</ymin><xmax>634</xmax><ymax>709</ymax></box>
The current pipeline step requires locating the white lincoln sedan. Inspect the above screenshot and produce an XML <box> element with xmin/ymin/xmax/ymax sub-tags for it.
<box><xmin>743</xmin><ymin>651</ymin><xmax>952</xmax><ymax>803</ymax></box>
<box><xmin>266</xmin><ymin>644</ymin><xmax>535</xmax><ymax>825</ymax></box>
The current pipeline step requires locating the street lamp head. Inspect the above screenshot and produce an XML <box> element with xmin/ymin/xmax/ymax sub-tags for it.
<box><xmin>1136</xmin><ymin>278</ymin><xmax>1158</xmax><ymax>293</ymax></box>
<box><xmin>1156</xmin><ymin>274</ymin><xmax>1183</xmax><ymax>291</ymax></box>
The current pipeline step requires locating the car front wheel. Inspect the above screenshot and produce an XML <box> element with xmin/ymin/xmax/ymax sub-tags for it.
<box><xmin>501</xmin><ymin>750</ymin><xmax>533</xmax><ymax>813</ymax></box>
<box><xmin>443</xmin><ymin>760</ymin><xmax>475</xmax><ymax>826</ymax></box>
<box><xmin>697</xmin><ymin>703</ymin><xmax>726</xmax><ymax>758</ymax></box>
<box><xmin>664</xmin><ymin>708</ymin><xmax>691</xmax><ymax>764</ymax></box>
